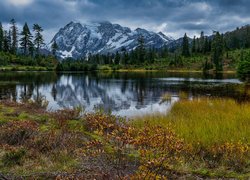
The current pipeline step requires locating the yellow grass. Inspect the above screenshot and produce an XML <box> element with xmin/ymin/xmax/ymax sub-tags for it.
<box><xmin>132</xmin><ymin>98</ymin><xmax>250</xmax><ymax>146</ymax></box>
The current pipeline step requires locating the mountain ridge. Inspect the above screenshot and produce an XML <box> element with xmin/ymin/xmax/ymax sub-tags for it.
<box><xmin>49</xmin><ymin>21</ymin><xmax>175</xmax><ymax>59</ymax></box>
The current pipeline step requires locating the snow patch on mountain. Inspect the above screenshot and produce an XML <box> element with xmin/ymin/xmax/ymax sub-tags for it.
<box><xmin>49</xmin><ymin>21</ymin><xmax>175</xmax><ymax>59</ymax></box>
<box><xmin>60</xmin><ymin>46</ymin><xmax>75</xmax><ymax>59</ymax></box>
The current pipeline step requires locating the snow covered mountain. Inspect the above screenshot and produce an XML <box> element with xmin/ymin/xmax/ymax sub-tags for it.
<box><xmin>49</xmin><ymin>21</ymin><xmax>174</xmax><ymax>59</ymax></box>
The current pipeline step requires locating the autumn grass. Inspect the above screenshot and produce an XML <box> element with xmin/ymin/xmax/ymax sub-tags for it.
<box><xmin>132</xmin><ymin>98</ymin><xmax>250</xmax><ymax>178</ymax></box>
<box><xmin>132</xmin><ymin>98</ymin><xmax>250</xmax><ymax>146</ymax></box>
<box><xmin>0</xmin><ymin>101</ymin><xmax>84</xmax><ymax>178</ymax></box>
<box><xmin>0</xmin><ymin>99</ymin><xmax>249</xmax><ymax>179</ymax></box>
<box><xmin>160</xmin><ymin>92</ymin><xmax>172</xmax><ymax>103</ymax></box>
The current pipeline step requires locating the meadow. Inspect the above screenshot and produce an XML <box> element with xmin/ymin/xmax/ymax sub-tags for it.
<box><xmin>0</xmin><ymin>96</ymin><xmax>249</xmax><ymax>179</ymax></box>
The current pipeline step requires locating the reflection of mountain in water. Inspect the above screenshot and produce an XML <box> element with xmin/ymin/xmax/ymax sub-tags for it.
<box><xmin>55</xmin><ymin>75</ymin><xmax>169</xmax><ymax>115</ymax></box>
<box><xmin>0</xmin><ymin>72</ymin><xmax>249</xmax><ymax>117</ymax></box>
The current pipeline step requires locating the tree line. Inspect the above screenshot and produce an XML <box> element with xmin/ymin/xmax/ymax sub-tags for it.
<box><xmin>0</xmin><ymin>19</ymin><xmax>58</xmax><ymax>68</ymax></box>
<box><xmin>86</xmin><ymin>35</ymin><xmax>169</xmax><ymax>65</ymax></box>
<box><xmin>182</xmin><ymin>31</ymin><xmax>224</xmax><ymax>72</ymax></box>
<box><xmin>181</xmin><ymin>26</ymin><xmax>250</xmax><ymax>80</ymax></box>
<box><xmin>0</xmin><ymin>19</ymin><xmax>45</xmax><ymax>56</ymax></box>
<box><xmin>0</xmin><ymin>19</ymin><xmax>249</xmax><ymax>80</ymax></box>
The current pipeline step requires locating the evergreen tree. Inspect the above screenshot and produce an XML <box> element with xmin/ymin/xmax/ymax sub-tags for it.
<box><xmin>246</xmin><ymin>26</ymin><xmax>250</xmax><ymax>48</ymax></box>
<box><xmin>20</xmin><ymin>23</ymin><xmax>33</xmax><ymax>55</ymax></box>
<box><xmin>123</xmin><ymin>52</ymin><xmax>129</xmax><ymax>65</ymax></box>
<box><xmin>204</xmin><ymin>37</ymin><xmax>209</xmax><ymax>53</ymax></box>
<box><xmin>212</xmin><ymin>32</ymin><xmax>224</xmax><ymax>72</ymax></box>
<box><xmin>161</xmin><ymin>45</ymin><xmax>169</xmax><ymax>58</ymax></box>
<box><xmin>130</xmin><ymin>50</ymin><xmax>137</xmax><ymax>64</ymax></box>
<box><xmin>121</xmin><ymin>47</ymin><xmax>129</xmax><ymax>65</ymax></box>
<box><xmin>29</xmin><ymin>41</ymin><xmax>34</xmax><ymax>57</ymax></box>
<box><xmin>114</xmin><ymin>51</ymin><xmax>120</xmax><ymax>65</ymax></box>
<box><xmin>105</xmin><ymin>52</ymin><xmax>112</xmax><ymax>64</ymax></box>
<box><xmin>147</xmin><ymin>48</ymin><xmax>155</xmax><ymax>63</ymax></box>
<box><xmin>203</xmin><ymin>57</ymin><xmax>213</xmax><ymax>72</ymax></box>
<box><xmin>33</xmin><ymin>24</ymin><xmax>44</xmax><ymax>55</ymax></box>
<box><xmin>237</xmin><ymin>51</ymin><xmax>250</xmax><ymax>82</ymax></box>
<box><xmin>199</xmin><ymin>31</ymin><xmax>205</xmax><ymax>53</ymax></box>
<box><xmin>0</xmin><ymin>22</ymin><xmax>3</xmax><ymax>51</ymax></box>
<box><xmin>10</xmin><ymin>18</ymin><xmax>18</xmax><ymax>54</ymax></box>
<box><xmin>182</xmin><ymin>33</ymin><xmax>190</xmax><ymax>57</ymax></box>
<box><xmin>208</xmin><ymin>39</ymin><xmax>212</xmax><ymax>52</ymax></box>
<box><xmin>137</xmin><ymin>35</ymin><xmax>146</xmax><ymax>63</ymax></box>
<box><xmin>192</xmin><ymin>36</ymin><xmax>196</xmax><ymax>53</ymax></box>
<box><xmin>7</xmin><ymin>30</ymin><xmax>12</xmax><ymax>52</ymax></box>
<box><xmin>3</xmin><ymin>31</ymin><xmax>9</xmax><ymax>52</ymax></box>
<box><xmin>51</xmin><ymin>41</ymin><xmax>58</xmax><ymax>56</ymax></box>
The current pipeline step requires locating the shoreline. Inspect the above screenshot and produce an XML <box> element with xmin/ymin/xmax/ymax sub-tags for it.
<box><xmin>0</xmin><ymin>66</ymin><xmax>237</xmax><ymax>74</ymax></box>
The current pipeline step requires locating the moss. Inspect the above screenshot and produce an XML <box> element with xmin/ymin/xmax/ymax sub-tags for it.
<box><xmin>18</xmin><ymin>112</ymin><xmax>30</xmax><ymax>120</ymax></box>
<box><xmin>68</xmin><ymin>120</ymin><xmax>85</xmax><ymax>132</ymax></box>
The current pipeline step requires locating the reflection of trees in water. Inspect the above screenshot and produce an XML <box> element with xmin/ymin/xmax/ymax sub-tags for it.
<box><xmin>0</xmin><ymin>84</ymin><xmax>17</xmax><ymax>101</ymax></box>
<box><xmin>1</xmin><ymin>72</ymin><xmax>249</xmax><ymax>113</ymax></box>
<box><xmin>0</xmin><ymin>72</ymin><xmax>57</xmax><ymax>102</ymax></box>
<box><xmin>20</xmin><ymin>84</ymin><xmax>34</xmax><ymax>102</ymax></box>
<box><xmin>51</xmin><ymin>84</ymin><xmax>57</xmax><ymax>101</ymax></box>
<box><xmin>51</xmin><ymin>74</ymin><xmax>250</xmax><ymax>112</ymax></box>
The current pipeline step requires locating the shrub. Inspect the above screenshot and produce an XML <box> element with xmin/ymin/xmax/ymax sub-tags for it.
<box><xmin>2</xmin><ymin>148</ymin><xmax>26</xmax><ymax>166</ymax></box>
<box><xmin>0</xmin><ymin>121</ymin><xmax>38</xmax><ymax>145</ymax></box>
<box><xmin>84</xmin><ymin>112</ymin><xmax>119</xmax><ymax>134</ymax></box>
<box><xmin>210</xmin><ymin>142</ymin><xmax>249</xmax><ymax>172</ymax></box>
<box><xmin>99</xmin><ymin>65</ymin><xmax>112</xmax><ymax>71</ymax></box>
<box><xmin>53</xmin><ymin>107</ymin><xmax>83</xmax><ymax>128</ymax></box>
<box><xmin>31</xmin><ymin>130</ymin><xmax>83</xmax><ymax>153</ymax></box>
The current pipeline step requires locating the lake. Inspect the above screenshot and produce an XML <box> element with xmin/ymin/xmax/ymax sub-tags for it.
<box><xmin>0</xmin><ymin>71</ymin><xmax>248</xmax><ymax>117</ymax></box>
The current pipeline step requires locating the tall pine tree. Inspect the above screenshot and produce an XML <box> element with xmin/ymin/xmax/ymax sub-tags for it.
<box><xmin>192</xmin><ymin>36</ymin><xmax>196</xmax><ymax>54</ymax></box>
<box><xmin>10</xmin><ymin>19</ymin><xmax>18</xmax><ymax>54</ymax></box>
<box><xmin>204</xmin><ymin>37</ymin><xmax>209</xmax><ymax>53</ymax></box>
<box><xmin>7</xmin><ymin>30</ymin><xmax>12</xmax><ymax>52</ymax></box>
<box><xmin>246</xmin><ymin>26</ymin><xmax>250</xmax><ymax>48</ymax></box>
<box><xmin>20</xmin><ymin>23</ymin><xmax>33</xmax><ymax>55</ymax></box>
<box><xmin>3</xmin><ymin>31</ymin><xmax>9</xmax><ymax>52</ymax></box>
<box><xmin>182</xmin><ymin>33</ymin><xmax>190</xmax><ymax>57</ymax></box>
<box><xmin>33</xmin><ymin>24</ymin><xmax>44</xmax><ymax>55</ymax></box>
<box><xmin>51</xmin><ymin>41</ymin><xmax>58</xmax><ymax>57</ymax></box>
<box><xmin>212</xmin><ymin>32</ymin><xmax>224</xmax><ymax>72</ymax></box>
<box><xmin>114</xmin><ymin>51</ymin><xmax>120</xmax><ymax>65</ymax></box>
<box><xmin>137</xmin><ymin>35</ymin><xmax>146</xmax><ymax>63</ymax></box>
<box><xmin>199</xmin><ymin>31</ymin><xmax>205</xmax><ymax>53</ymax></box>
<box><xmin>0</xmin><ymin>22</ymin><xmax>3</xmax><ymax>51</ymax></box>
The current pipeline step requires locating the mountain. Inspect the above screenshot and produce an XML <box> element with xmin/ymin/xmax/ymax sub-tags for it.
<box><xmin>49</xmin><ymin>21</ymin><xmax>174</xmax><ymax>59</ymax></box>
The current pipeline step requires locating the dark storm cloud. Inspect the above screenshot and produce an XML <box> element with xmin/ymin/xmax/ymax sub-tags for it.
<box><xmin>0</xmin><ymin>0</ymin><xmax>250</xmax><ymax>42</ymax></box>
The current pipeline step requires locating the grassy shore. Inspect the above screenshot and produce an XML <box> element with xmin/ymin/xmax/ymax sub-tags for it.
<box><xmin>133</xmin><ymin>98</ymin><xmax>250</xmax><ymax>146</ymax></box>
<box><xmin>0</xmin><ymin>66</ymin><xmax>54</xmax><ymax>71</ymax></box>
<box><xmin>0</xmin><ymin>98</ymin><xmax>249</xmax><ymax>179</ymax></box>
<box><xmin>0</xmin><ymin>64</ymin><xmax>237</xmax><ymax>73</ymax></box>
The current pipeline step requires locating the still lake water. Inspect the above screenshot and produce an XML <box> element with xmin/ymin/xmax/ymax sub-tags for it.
<box><xmin>0</xmin><ymin>71</ymin><xmax>247</xmax><ymax>117</ymax></box>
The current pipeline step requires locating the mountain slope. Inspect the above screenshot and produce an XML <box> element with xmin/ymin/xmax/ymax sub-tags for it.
<box><xmin>49</xmin><ymin>21</ymin><xmax>174</xmax><ymax>59</ymax></box>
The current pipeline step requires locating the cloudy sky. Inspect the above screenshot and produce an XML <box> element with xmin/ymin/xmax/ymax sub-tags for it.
<box><xmin>1</xmin><ymin>0</ymin><xmax>250</xmax><ymax>43</ymax></box>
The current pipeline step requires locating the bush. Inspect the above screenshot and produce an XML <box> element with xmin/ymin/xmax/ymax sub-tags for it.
<box><xmin>0</xmin><ymin>121</ymin><xmax>38</xmax><ymax>145</ymax></box>
<box><xmin>2</xmin><ymin>148</ymin><xmax>26</xmax><ymax>166</ymax></box>
<box><xmin>99</xmin><ymin>65</ymin><xmax>112</xmax><ymax>71</ymax></box>
<box><xmin>52</xmin><ymin>107</ymin><xmax>83</xmax><ymax>128</ymax></box>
